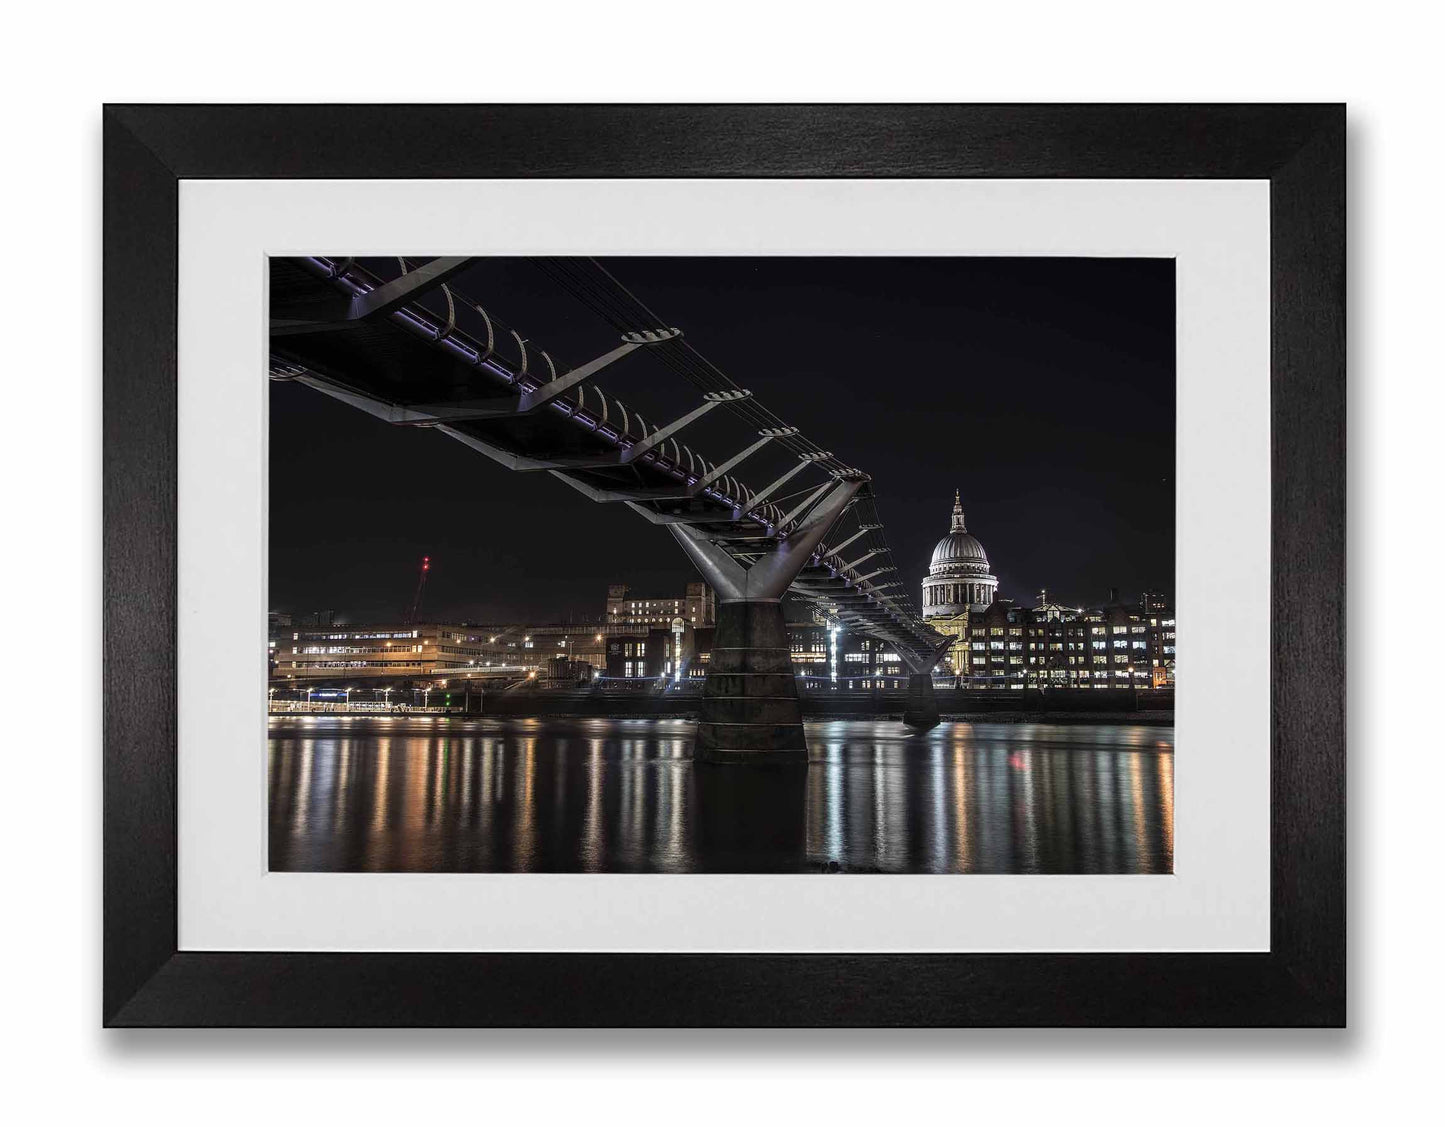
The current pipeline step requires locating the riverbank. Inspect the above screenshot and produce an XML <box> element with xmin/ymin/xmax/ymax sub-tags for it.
<box><xmin>270</xmin><ymin>685</ymin><xmax>1173</xmax><ymax>722</ymax></box>
<box><xmin>269</xmin><ymin>705</ymin><xmax>1173</xmax><ymax>726</ymax></box>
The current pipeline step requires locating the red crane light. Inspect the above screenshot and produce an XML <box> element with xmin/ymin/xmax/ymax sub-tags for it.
<box><xmin>408</xmin><ymin>555</ymin><xmax>433</xmax><ymax>624</ymax></box>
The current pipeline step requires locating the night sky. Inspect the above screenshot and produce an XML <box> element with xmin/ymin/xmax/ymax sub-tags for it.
<box><xmin>270</xmin><ymin>257</ymin><xmax>1174</xmax><ymax>624</ymax></box>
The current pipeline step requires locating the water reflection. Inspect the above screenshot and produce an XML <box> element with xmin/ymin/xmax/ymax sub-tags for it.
<box><xmin>269</xmin><ymin>717</ymin><xmax>1173</xmax><ymax>874</ymax></box>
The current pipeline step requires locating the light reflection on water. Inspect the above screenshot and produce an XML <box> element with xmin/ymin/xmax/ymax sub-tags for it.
<box><xmin>268</xmin><ymin>716</ymin><xmax>1173</xmax><ymax>874</ymax></box>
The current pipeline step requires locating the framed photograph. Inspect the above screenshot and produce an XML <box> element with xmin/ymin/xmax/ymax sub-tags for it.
<box><xmin>104</xmin><ymin>104</ymin><xmax>1344</xmax><ymax>1026</ymax></box>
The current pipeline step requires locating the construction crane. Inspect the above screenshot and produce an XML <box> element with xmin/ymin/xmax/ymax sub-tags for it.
<box><xmin>408</xmin><ymin>555</ymin><xmax>431</xmax><ymax>624</ymax></box>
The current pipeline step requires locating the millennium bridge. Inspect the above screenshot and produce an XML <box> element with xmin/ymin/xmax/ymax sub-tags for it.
<box><xmin>269</xmin><ymin>256</ymin><xmax>952</xmax><ymax>763</ymax></box>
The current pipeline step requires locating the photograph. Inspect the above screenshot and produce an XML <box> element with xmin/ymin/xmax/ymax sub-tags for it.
<box><xmin>267</xmin><ymin>254</ymin><xmax>1177</xmax><ymax>875</ymax></box>
<box><xmin>94</xmin><ymin>92</ymin><xmax>1353</xmax><ymax>1035</ymax></box>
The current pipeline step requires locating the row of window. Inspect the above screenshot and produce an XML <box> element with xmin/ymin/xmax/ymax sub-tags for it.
<box><xmin>295</xmin><ymin>644</ymin><xmax>424</xmax><ymax>655</ymax></box>
<box><xmin>966</xmin><ymin>621</ymin><xmax>1168</xmax><ymax>639</ymax></box>
<box><xmin>289</xmin><ymin>630</ymin><xmax>419</xmax><ymax>642</ymax></box>
<box><xmin>286</xmin><ymin>660</ymin><xmax>424</xmax><ymax>670</ymax></box>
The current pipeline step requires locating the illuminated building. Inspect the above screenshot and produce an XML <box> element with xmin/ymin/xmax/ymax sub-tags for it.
<box><xmin>686</xmin><ymin>617</ymin><xmax>906</xmax><ymax>690</ymax></box>
<box><xmin>788</xmin><ymin>617</ymin><xmax>905</xmax><ymax>690</ymax></box>
<box><xmin>605</xmin><ymin>581</ymin><xmax>716</xmax><ymax>630</ymax></box>
<box><xmin>922</xmin><ymin>490</ymin><xmax>999</xmax><ymax>618</ymax></box>
<box><xmin>951</xmin><ymin>589</ymin><xmax>1175</xmax><ymax>689</ymax></box>
<box><xmin>604</xmin><ymin>632</ymin><xmax>668</xmax><ymax>679</ymax></box>
<box><xmin>268</xmin><ymin>621</ymin><xmax>536</xmax><ymax>683</ymax></box>
<box><xmin>459</xmin><ymin>622</ymin><xmax>607</xmax><ymax>669</ymax></box>
<box><xmin>788</xmin><ymin>618</ymin><xmax>830</xmax><ymax>678</ymax></box>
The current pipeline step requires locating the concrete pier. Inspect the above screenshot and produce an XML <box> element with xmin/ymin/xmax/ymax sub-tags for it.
<box><xmin>695</xmin><ymin>601</ymin><xmax>808</xmax><ymax>764</ymax></box>
<box><xmin>902</xmin><ymin>672</ymin><xmax>941</xmax><ymax>730</ymax></box>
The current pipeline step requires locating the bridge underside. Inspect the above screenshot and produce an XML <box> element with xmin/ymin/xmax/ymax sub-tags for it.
<box><xmin>269</xmin><ymin>256</ymin><xmax>951</xmax><ymax>759</ymax></box>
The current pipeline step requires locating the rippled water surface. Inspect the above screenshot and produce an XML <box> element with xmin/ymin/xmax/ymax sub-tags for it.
<box><xmin>268</xmin><ymin>716</ymin><xmax>1173</xmax><ymax>874</ymax></box>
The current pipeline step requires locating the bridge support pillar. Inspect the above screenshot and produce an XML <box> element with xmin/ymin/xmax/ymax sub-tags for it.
<box><xmin>898</xmin><ymin>639</ymin><xmax>954</xmax><ymax>732</ymax></box>
<box><xmin>697</xmin><ymin>600</ymin><xmax>807</xmax><ymax>764</ymax></box>
<box><xmin>669</xmin><ymin>475</ymin><xmax>865</xmax><ymax>764</ymax></box>
<box><xmin>902</xmin><ymin>673</ymin><xmax>940</xmax><ymax>730</ymax></box>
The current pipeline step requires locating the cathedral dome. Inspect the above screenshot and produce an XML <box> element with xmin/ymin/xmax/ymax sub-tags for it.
<box><xmin>922</xmin><ymin>490</ymin><xmax>999</xmax><ymax>620</ymax></box>
<box><xmin>927</xmin><ymin>491</ymin><xmax>991</xmax><ymax>575</ymax></box>
<box><xmin>931</xmin><ymin>531</ymin><xmax>990</xmax><ymax>568</ymax></box>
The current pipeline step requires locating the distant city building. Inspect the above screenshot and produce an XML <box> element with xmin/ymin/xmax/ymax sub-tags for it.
<box><xmin>604</xmin><ymin>631</ymin><xmax>668</xmax><ymax>679</ymax></box>
<box><xmin>460</xmin><ymin>622</ymin><xmax>608</xmax><ymax>669</ymax></box>
<box><xmin>922</xmin><ymin>491</ymin><xmax>999</xmax><ymax>618</ymax></box>
<box><xmin>941</xmin><ymin>589</ymin><xmax>1175</xmax><ymax>689</ymax></box>
<box><xmin>605</xmin><ymin>581</ymin><xmax>715</xmax><ymax>630</ymax></box>
<box><xmin>537</xmin><ymin>655</ymin><xmax>593</xmax><ymax>687</ymax></box>
<box><xmin>269</xmin><ymin>580</ymin><xmax>720</xmax><ymax>688</ymax></box>
<box><xmin>605</xmin><ymin>620</ymin><xmax>699</xmax><ymax>681</ymax></box>
<box><xmin>787</xmin><ymin>617</ymin><xmax>829</xmax><ymax>679</ymax></box>
<box><xmin>269</xmin><ymin>621</ymin><xmax>542</xmax><ymax>683</ymax></box>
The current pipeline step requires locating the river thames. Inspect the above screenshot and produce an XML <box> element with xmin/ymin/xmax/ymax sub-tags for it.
<box><xmin>268</xmin><ymin>715</ymin><xmax>1173</xmax><ymax>874</ymax></box>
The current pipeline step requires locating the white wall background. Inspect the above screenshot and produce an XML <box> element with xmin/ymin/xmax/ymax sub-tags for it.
<box><xmin>1</xmin><ymin>2</ymin><xmax>1436</xmax><ymax>1122</ymax></box>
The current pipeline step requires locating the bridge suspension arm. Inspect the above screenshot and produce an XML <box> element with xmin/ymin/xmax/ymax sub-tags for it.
<box><xmin>820</xmin><ymin>523</ymin><xmax>882</xmax><ymax>562</ymax></box>
<box><xmin>840</xmin><ymin>548</ymin><xmax>884</xmax><ymax>573</ymax></box>
<box><xmin>271</xmin><ymin>256</ymin><xmax>476</xmax><ymax>335</ymax></box>
<box><xmin>623</xmin><ymin>390</ymin><xmax>751</xmax><ymax>463</ymax></box>
<box><xmin>690</xmin><ymin>427</ymin><xmax>797</xmax><ymax>494</ymax></box>
<box><xmin>403</xmin><ymin>329</ymin><xmax>680</xmax><ymax>422</ymax></box>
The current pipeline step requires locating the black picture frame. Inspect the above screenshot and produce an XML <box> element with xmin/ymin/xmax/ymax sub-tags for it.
<box><xmin>103</xmin><ymin>104</ymin><xmax>1344</xmax><ymax>1027</ymax></box>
